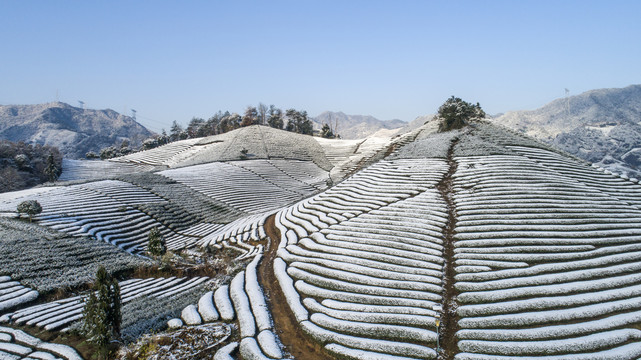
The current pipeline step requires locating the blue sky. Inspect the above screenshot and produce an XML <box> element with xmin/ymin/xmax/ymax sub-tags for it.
<box><xmin>1</xmin><ymin>1</ymin><xmax>639</xmax><ymax>132</ymax></box>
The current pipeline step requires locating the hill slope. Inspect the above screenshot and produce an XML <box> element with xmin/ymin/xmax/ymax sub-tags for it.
<box><xmin>494</xmin><ymin>84</ymin><xmax>641</xmax><ymax>177</ymax></box>
<box><xmin>313</xmin><ymin>111</ymin><xmax>406</xmax><ymax>139</ymax></box>
<box><xmin>0</xmin><ymin>102</ymin><xmax>153</xmax><ymax>159</ymax></box>
<box><xmin>2</xmin><ymin>120</ymin><xmax>641</xmax><ymax>359</ymax></box>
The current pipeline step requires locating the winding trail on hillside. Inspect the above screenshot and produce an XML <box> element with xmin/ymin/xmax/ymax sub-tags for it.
<box><xmin>255</xmin><ymin>135</ymin><xmax>460</xmax><ymax>359</ymax></box>
<box><xmin>436</xmin><ymin>137</ymin><xmax>460</xmax><ymax>360</ymax></box>
<box><xmin>258</xmin><ymin>214</ymin><xmax>337</xmax><ymax>360</ymax></box>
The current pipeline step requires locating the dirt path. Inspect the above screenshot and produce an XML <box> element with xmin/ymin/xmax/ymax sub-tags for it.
<box><xmin>257</xmin><ymin>214</ymin><xmax>336</xmax><ymax>360</ymax></box>
<box><xmin>436</xmin><ymin>137</ymin><xmax>460</xmax><ymax>360</ymax></box>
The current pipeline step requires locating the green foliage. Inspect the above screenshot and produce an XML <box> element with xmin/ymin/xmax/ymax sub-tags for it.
<box><xmin>44</xmin><ymin>153</ymin><xmax>59</xmax><ymax>182</ymax></box>
<box><xmin>436</xmin><ymin>96</ymin><xmax>486</xmax><ymax>132</ymax></box>
<box><xmin>147</xmin><ymin>227</ymin><xmax>166</xmax><ymax>257</ymax></box>
<box><xmin>321</xmin><ymin>123</ymin><xmax>335</xmax><ymax>138</ymax></box>
<box><xmin>17</xmin><ymin>200</ymin><xmax>42</xmax><ymax>222</ymax></box>
<box><xmin>81</xmin><ymin>266</ymin><xmax>121</xmax><ymax>356</ymax></box>
<box><xmin>285</xmin><ymin>109</ymin><xmax>313</xmax><ymax>135</ymax></box>
<box><xmin>0</xmin><ymin>140</ymin><xmax>62</xmax><ymax>192</ymax></box>
<box><xmin>267</xmin><ymin>106</ymin><xmax>284</xmax><ymax>129</ymax></box>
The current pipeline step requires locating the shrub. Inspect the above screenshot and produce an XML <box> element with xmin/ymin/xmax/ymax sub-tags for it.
<box><xmin>17</xmin><ymin>200</ymin><xmax>42</xmax><ymax>222</ymax></box>
<box><xmin>85</xmin><ymin>151</ymin><xmax>99</xmax><ymax>159</ymax></box>
<box><xmin>321</xmin><ymin>124</ymin><xmax>335</xmax><ymax>138</ymax></box>
<box><xmin>147</xmin><ymin>227</ymin><xmax>166</xmax><ymax>257</ymax></box>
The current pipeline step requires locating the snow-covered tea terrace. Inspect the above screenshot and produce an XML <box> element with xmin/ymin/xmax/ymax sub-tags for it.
<box><xmin>1</xmin><ymin>123</ymin><xmax>641</xmax><ymax>359</ymax></box>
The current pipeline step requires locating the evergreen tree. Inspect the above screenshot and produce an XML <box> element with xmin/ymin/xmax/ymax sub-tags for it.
<box><xmin>187</xmin><ymin>117</ymin><xmax>205</xmax><ymax>138</ymax></box>
<box><xmin>147</xmin><ymin>227</ymin><xmax>166</xmax><ymax>256</ymax></box>
<box><xmin>267</xmin><ymin>105</ymin><xmax>284</xmax><ymax>129</ymax></box>
<box><xmin>81</xmin><ymin>266</ymin><xmax>121</xmax><ymax>357</ymax></box>
<box><xmin>44</xmin><ymin>153</ymin><xmax>59</xmax><ymax>182</ymax></box>
<box><xmin>169</xmin><ymin>120</ymin><xmax>183</xmax><ymax>141</ymax></box>
<box><xmin>285</xmin><ymin>109</ymin><xmax>313</xmax><ymax>135</ymax></box>
<box><xmin>298</xmin><ymin>110</ymin><xmax>313</xmax><ymax>135</ymax></box>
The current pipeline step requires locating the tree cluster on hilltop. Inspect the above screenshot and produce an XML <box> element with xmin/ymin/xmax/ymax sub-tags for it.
<box><xmin>436</xmin><ymin>96</ymin><xmax>486</xmax><ymax>132</ymax></box>
<box><xmin>97</xmin><ymin>103</ymin><xmax>314</xmax><ymax>159</ymax></box>
<box><xmin>0</xmin><ymin>140</ymin><xmax>62</xmax><ymax>192</ymax></box>
<box><xmin>170</xmin><ymin>104</ymin><xmax>311</xmax><ymax>144</ymax></box>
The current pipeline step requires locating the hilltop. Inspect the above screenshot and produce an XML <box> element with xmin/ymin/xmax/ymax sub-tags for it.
<box><xmin>494</xmin><ymin>84</ymin><xmax>641</xmax><ymax>177</ymax></box>
<box><xmin>0</xmin><ymin>102</ymin><xmax>153</xmax><ymax>159</ymax></box>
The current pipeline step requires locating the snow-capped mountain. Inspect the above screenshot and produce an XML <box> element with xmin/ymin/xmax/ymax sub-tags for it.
<box><xmin>0</xmin><ymin>102</ymin><xmax>153</xmax><ymax>159</ymax></box>
<box><xmin>493</xmin><ymin>85</ymin><xmax>641</xmax><ymax>178</ymax></box>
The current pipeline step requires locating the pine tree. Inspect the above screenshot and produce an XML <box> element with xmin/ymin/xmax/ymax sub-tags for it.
<box><xmin>44</xmin><ymin>153</ymin><xmax>59</xmax><ymax>182</ymax></box>
<box><xmin>169</xmin><ymin>120</ymin><xmax>183</xmax><ymax>141</ymax></box>
<box><xmin>147</xmin><ymin>227</ymin><xmax>166</xmax><ymax>256</ymax></box>
<box><xmin>267</xmin><ymin>106</ymin><xmax>284</xmax><ymax>129</ymax></box>
<box><xmin>81</xmin><ymin>266</ymin><xmax>121</xmax><ymax>357</ymax></box>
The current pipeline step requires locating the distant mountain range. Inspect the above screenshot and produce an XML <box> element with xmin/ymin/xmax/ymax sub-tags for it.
<box><xmin>312</xmin><ymin>111</ymin><xmax>406</xmax><ymax>139</ymax></box>
<box><xmin>0</xmin><ymin>102</ymin><xmax>153</xmax><ymax>159</ymax></box>
<box><xmin>493</xmin><ymin>84</ymin><xmax>641</xmax><ymax>178</ymax></box>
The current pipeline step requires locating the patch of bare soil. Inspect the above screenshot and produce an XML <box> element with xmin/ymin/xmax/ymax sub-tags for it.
<box><xmin>435</xmin><ymin>137</ymin><xmax>461</xmax><ymax>360</ymax></box>
<box><xmin>258</xmin><ymin>214</ymin><xmax>336</xmax><ymax>360</ymax></box>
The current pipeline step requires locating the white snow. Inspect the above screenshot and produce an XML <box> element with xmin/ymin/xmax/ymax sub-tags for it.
<box><xmin>213</xmin><ymin>341</ymin><xmax>238</xmax><ymax>360</ymax></box>
<box><xmin>167</xmin><ymin>318</ymin><xmax>183</xmax><ymax>329</ymax></box>
<box><xmin>197</xmin><ymin>291</ymin><xmax>219</xmax><ymax>322</ymax></box>
<box><xmin>181</xmin><ymin>304</ymin><xmax>202</xmax><ymax>326</ymax></box>
<box><xmin>239</xmin><ymin>337</ymin><xmax>272</xmax><ymax>360</ymax></box>
<box><xmin>273</xmin><ymin>258</ymin><xmax>308</xmax><ymax>323</ymax></box>
<box><xmin>230</xmin><ymin>271</ymin><xmax>256</xmax><ymax>338</ymax></box>
<box><xmin>257</xmin><ymin>329</ymin><xmax>283</xmax><ymax>359</ymax></box>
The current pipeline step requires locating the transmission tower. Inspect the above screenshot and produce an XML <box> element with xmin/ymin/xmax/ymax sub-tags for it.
<box><xmin>564</xmin><ymin>88</ymin><xmax>570</xmax><ymax>116</ymax></box>
<box><xmin>78</xmin><ymin>100</ymin><xmax>85</xmax><ymax>109</ymax></box>
<box><xmin>131</xmin><ymin>109</ymin><xmax>137</xmax><ymax>121</ymax></box>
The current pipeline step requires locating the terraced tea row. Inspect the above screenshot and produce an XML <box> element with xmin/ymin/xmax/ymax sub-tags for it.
<box><xmin>0</xmin><ymin>277</ymin><xmax>38</xmax><ymax>313</ymax></box>
<box><xmin>112</xmin><ymin>138</ymin><xmax>202</xmax><ymax>166</ymax></box>
<box><xmin>199</xmin><ymin>213</ymin><xmax>267</xmax><ymax>260</ymax></box>
<box><xmin>169</xmin><ymin>252</ymin><xmax>285</xmax><ymax>359</ymax></box>
<box><xmin>160</xmin><ymin>161</ymin><xmax>327</xmax><ymax>215</ymax></box>
<box><xmin>0</xmin><ymin>180</ymin><xmax>204</xmax><ymax>253</ymax></box>
<box><xmin>0</xmin><ymin>217</ymin><xmax>151</xmax><ymax>293</ymax></box>
<box><xmin>58</xmin><ymin>159</ymin><xmax>161</xmax><ymax>182</ymax></box>
<box><xmin>508</xmin><ymin>145</ymin><xmax>641</xmax><ymax>208</ymax></box>
<box><xmin>112</xmin><ymin>126</ymin><xmax>334</xmax><ymax>172</ymax></box>
<box><xmin>452</xmin><ymin>152</ymin><xmax>641</xmax><ymax>359</ymax></box>
<box><xmin>0</xmin><ymin>326</ymin><xmax>82</xmax><ymax>360</ymax></box>
<box><xmin>1</xmin><ymin>277</ymin><xmax>210</xmax><ymax>332</ymax></box>
<box><xmin>273</xmin><ymin>159</ymin><xmax>450</xmax><ymax>359</ymax></box>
